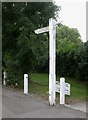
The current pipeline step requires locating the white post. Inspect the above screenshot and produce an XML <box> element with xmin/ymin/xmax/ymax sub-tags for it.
<box><xmin>24</xmin><ymin>74</ymin><xmax>28</xmax><ymax>94</ymax></box>
<box><xmin>49</xmin><ymin>18</ymin><xmax>56</xmax><ymax>105</ymax></box>
<box><xmin>60</xmin><ymin>78</ymin><xmax>65</xmax><ymax>105</ymax></box>
<box><xmin>3</xmin><ymin>71</ymin><xmax>7</xmax><ymax>86</ymax></box>
<box><xmin>34</xmin><ymin>18</ymin><xmax>57</xmax><ymax>106</ymax></box>
<box><xmin>3</xmin><ymin>80</ymin><xmax>6</xmax><ymax>86</ymax></box>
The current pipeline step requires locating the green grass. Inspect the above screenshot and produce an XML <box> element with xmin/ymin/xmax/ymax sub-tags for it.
<box><xmin>29</xmin><ymin>73</ymin><xmax>48</xmax><ymax>99</ymax></box>
<box><xmin>29</xmin><ymin>73</ymin><xmax>87</xmax><ymax>103</ymax></box>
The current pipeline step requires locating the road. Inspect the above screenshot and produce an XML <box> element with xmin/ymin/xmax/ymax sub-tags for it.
<box><xmin>2</xmin><ymin>86</ymin><xmax>86</xmax><ymax>118</ymax></box>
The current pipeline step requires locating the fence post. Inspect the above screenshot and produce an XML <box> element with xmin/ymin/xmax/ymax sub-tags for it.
<box><xmin>60</xmin><ymin>77</ymin><xmax>65</xmax><ymax>105</ymax></box>
<box><xmin>24</xmin><ymin>74</ymin><xmax>28</xmax><ymax>94</ymax></box>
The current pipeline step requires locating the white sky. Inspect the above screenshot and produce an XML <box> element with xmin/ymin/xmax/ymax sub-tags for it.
<box><xmin>54</xmin><ymin>0</ymin><xmax>86</xmax><ymax>42</ymax></box>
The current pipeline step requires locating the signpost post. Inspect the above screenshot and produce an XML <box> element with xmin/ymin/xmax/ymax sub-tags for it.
<box><xmin>49</xmin><ymin>18</ymin><xmax>56</xmax><ymax>105</ymax></box>
<box><xmin>35</xmin><ymin>18</ymin><xmax>57</xmax><ymax>106</ymax></box>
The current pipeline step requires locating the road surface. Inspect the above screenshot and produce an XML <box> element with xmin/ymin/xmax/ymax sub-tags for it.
<box><xmin>2</xmin><ymin>86</ymin><xmax>86</xmax><ymax>118</ymax></box>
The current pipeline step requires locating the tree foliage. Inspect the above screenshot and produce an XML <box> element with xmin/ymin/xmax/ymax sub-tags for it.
<box><xmin>2</xmin><ymin>2</ymin><xmax>88</xmax><ymax>86</ymax></box>
<box><xmin>77</xmin><ymin>42</ymin><xmax>88</xmax><ymax>81</ymax></box>
<box><xmin>2</xmin><ymin>2</ymin><xmax>59</xmax><ymax>85</ymax></box>
<box><xmin>56</xmin><ymin>24</ymin><xmax>83</xmax><ymax>77</ymax></box>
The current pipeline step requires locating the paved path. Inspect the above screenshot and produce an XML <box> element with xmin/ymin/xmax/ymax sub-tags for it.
<box><xmin>65</xmin><ymin>102</ymin><xmax>86</xmax><ymax>113</ymax></box>
<box><xmin>2</xmin><ymin>87</ymin><xmax>86</xmax><ymax>118</ymax></box>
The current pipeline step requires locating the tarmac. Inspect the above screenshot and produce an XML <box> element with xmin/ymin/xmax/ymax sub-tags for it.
<box><xmin>2</xmin><ymin>86</ymin><xmax>87</xmax><ymax>118</ymax></box>
<box><xmin>65</xmin><ymin>102</ymin><xmax>86</xmax><ymax>113</ymax></box>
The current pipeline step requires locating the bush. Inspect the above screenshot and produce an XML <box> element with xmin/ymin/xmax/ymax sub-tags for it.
<box><xmin>77</xmin><ymin>42</ymin><xmax>88</xmax><ymax>81</ymax></box>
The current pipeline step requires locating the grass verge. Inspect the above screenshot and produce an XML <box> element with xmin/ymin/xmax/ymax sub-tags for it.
<box><xmin>29</xmin><ymin>73</ymin><xmax>87</xmax><ymax>103</ymax></box>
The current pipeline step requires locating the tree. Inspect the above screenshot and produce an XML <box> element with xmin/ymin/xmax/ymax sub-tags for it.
<box><xmin>77</xmin><ymin>41</ymin><xmax>88</xmax><ymax>81</ymax></box>
<box><xmin>56</xmin><ymin>24</ymin><xmax>83</xmax><ymax>77</ymax></box>
<box><xmin>2</xmin><ymin>2</ymin><xmax>60</xmax><ymax>85</ymax></box>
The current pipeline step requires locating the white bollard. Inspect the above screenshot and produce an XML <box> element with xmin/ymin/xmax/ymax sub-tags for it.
<box><xmin>3</xmin><ymin>71</ymin><xmax>7</xmax><ymax>86</ymax></box>
<box><xmin>24</xmin><ymin>74</ymin><xmax>28</xmax><ymax>94</ymax></box>
<box><xmin>60</xmin><ymin>78</ymin><xmax>65</xmax><ymax>105</ymax></box>
<box><xmin>3</xmin><ymin>80</ymin><xmax>6</xmax><ymax>86</ymax></box>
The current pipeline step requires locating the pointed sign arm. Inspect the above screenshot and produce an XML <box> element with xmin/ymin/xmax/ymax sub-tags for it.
<box><xmin>34</xmin><ymin>26</ymin><xmax>49</xmax><ymax>34</ymax></box>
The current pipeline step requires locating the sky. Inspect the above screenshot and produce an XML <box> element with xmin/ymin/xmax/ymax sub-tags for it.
<box><xmin>54</xmin><ymin>0</ymin><xmax>86</xmax><ymax>42</ymax></box>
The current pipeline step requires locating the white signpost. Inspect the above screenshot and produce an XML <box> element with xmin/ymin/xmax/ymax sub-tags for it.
<box><xmin>34</xmin><ymin>18</ymin><xmax>70</xmax><ymax>106</ymax></box>
<box><xmin>35</xmin><ymin>18</ymin><xmax>57</xmax><ymax>106</ymax></box>
<box><xmin>56</xmin><ymin>78</ymin><xmax>70</xmax><ymax>104</ymax></box>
